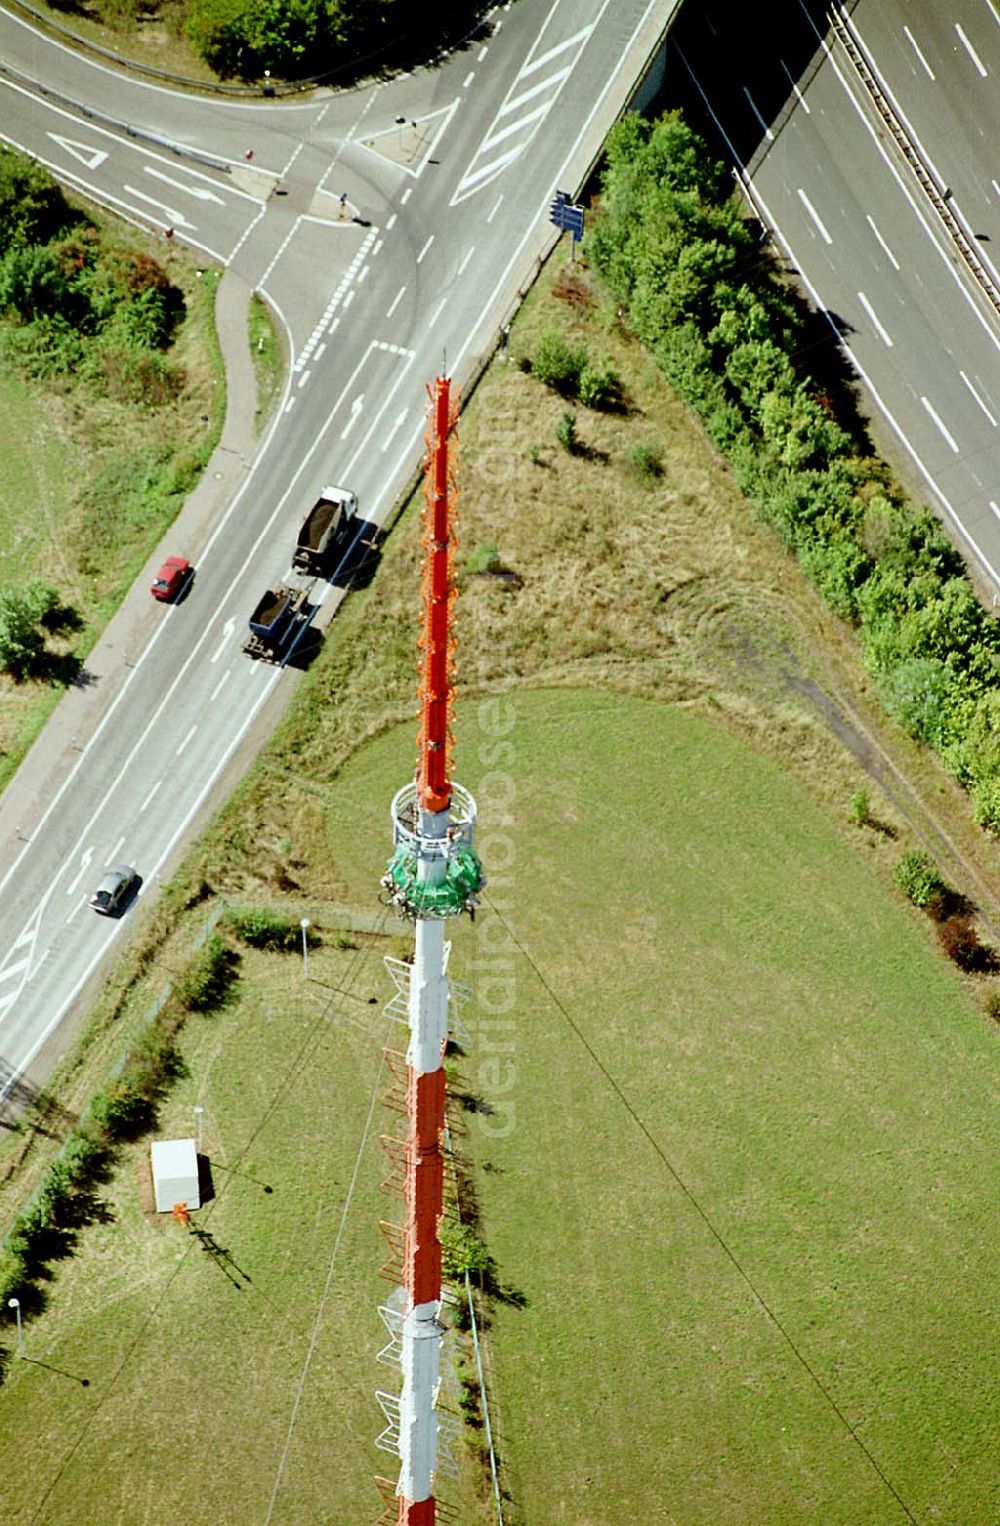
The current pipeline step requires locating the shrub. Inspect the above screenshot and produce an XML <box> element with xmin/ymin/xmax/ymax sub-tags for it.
<box><xmin>466</xmin><ymin>542</ymin><xmax>501</xmax><ymax>575</ymax></box>
<box><xmin>89</xmin><ymin>1082</ymin><xmax>156</xmax><ymax>1142</ymax></box>
<box><xmin>893</xmin><ymin>849</ymin><xmax>946</xmax><ymax>908</ymax></box>
<box><xmin>849</xmin><ymin>790</ymin><xmax>870</xmax><ymax>826</ymax></box>
<box><xmin>937</xmin><ymin>913</ymin><xmax>982</xmax><ymax>972</ymax></box>
<box><xmin>556</xmin><ymin>412</ymin><xmax>579</xmax><ymax>454</ymax></box>
<box><xmin>0</xmin><ymin>581</ymin><xmax>60</xmax><ymax>681</ymax></box>
<box><xmin>626</xmin><ymin>443</ymin><xmax>663</xmax><ymax>480</ymax></box>
<box><xmin>441</xmin><ymin>1219</ymin><xmax>495</xmax><ymax>1282</ymax></box>
<box><xmin>984</xmin><ymin>989</ymin><xmax>1000</xmax><ymax>1024</ymax></box>
<box><xmin>578</xmin><ymin>361</ymin><xmax>620</xmax><ymax>410</ymax></box>
<box><xmin>173</xmin><ymin>933</ymin><xmax>240</xmax><ymax>1011</ymax></box>
<box><xmin>225</xmin><ymin>907</ymin><xmax>310</xmax><ymax>952</ymax></box>
<box><xmin>532</xmin><ymin>329</ymin><xmax>585</xmax><ymax>395</ymax></box>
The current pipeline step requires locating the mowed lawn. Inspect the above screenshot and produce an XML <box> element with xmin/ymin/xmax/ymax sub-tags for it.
<box><xmin>327</xmin><ymin>689</ymin><xmax>998</xmax><ymax>1524</ymax></box>
<box><xmin>0</xmin><ymin>688</ymin><xmax>994</xmax><ymax>1524</ymax></box>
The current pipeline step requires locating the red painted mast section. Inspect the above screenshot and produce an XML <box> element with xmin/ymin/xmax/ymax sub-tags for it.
<box><xmin>418</xmin><ymin>376</ymin><xmax>454</xmax><ymax>815</ymax></box>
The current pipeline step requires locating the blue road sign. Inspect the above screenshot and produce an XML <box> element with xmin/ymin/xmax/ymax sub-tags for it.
<box><xmin>549</xmin><ymin>190</ymin><xmax>585</xmax><ymax>242</ymax></box>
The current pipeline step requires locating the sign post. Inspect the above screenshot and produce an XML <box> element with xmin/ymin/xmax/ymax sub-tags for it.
<box><xmin>549</xmin><ymin>188</ymin><xmax>585</xmax><ymax>260</ymax></box>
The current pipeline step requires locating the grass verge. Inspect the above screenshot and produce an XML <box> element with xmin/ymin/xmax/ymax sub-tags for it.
<box><xmin>0</xmin><ymin>245</ymin><xmax>223</xmax><ymax>792</ymax></box>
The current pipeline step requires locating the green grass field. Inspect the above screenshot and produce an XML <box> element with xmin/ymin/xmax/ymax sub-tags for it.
<box><xmin>328</xmin><ymin>690</ymin><xmax>1000</xmax><ymax>1525</ymax></box>
<box><xmin>1</xmin><ymin>692</ymin><xmax>993</xmax><ymax>1522</ymax></box>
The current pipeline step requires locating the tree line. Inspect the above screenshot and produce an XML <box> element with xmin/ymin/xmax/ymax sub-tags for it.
<box><xmin>585</xmin><ymin>111</ymin><xmax>1000</xmax><ymax>836</ymax></box>
<box><xmin>47</xmin><ymin>0</ymin><xmax>487</xmax><ymax>81</ymax></box>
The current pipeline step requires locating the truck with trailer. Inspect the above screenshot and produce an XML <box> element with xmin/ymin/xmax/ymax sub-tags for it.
<box><xmin>243</xmin><ymin>584</ymin><xmax>310</xmax><ymax>662</ymax></box>
<box><xmin>292</xmin><ymin>485</ymin><xmax>357</xmax><ymax>573</ymax></box>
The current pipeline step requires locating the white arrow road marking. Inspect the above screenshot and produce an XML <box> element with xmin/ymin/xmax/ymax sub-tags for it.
<box><xmin>66</xmin><ymin>847</ymin><xmax>94</xmax><ymax>898</ymax></box>
<box><xmin>381</xmin><ymin>409</ymin><xmax>408</xmax><ymax>452</ymax></box>
<box><xmin>341</xmin><ymin>394</ymin><xmax>365</xmax><ymax>439</ymax></box>
<box><xmin>211</xmin><ymin>618</ymin><xmax>236</xmax><ymax>663</ymax></box>
<box><xmin>144</xmin><ymin>166</ymin><xmax>224</xmax><ymax>204</ymax></box>
<box><xmin>122</xmin><ymin>186</ymin><xmax>195</xmax><ymax>229</ymax></box>
<box><xmin>47</xmin><ymin>133</ymin><xmax>108</xmax><ymax>169</ymax></box>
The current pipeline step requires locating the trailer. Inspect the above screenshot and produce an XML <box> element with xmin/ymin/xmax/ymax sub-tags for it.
<box><xmin>292</xmin><ymin>485</ymin><xmax>357</xmax><ymax>573</ymax></box>
<box><xmin>243</xmin><ymin>584</ymin><xmax>310</xmax><ymax>662</ymax></box>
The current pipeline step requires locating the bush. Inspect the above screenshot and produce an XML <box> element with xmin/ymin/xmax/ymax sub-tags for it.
<box><xmin>893</xmin><ymin>849</ymin><xmax>946</xmax><ymax>908</ymax></box>
<box><xmin>532</xmin><ymin>330</ymin><xmax>585</xmax><ymax>395</ymax></box>
<box><xmin>0</xmin><ymin>581</ymin><xmax>60</xmax><ymax>680</ymax></box>
<box><xmin>984</xmin><ymin>989</ymin><xmax>1000</xmax><ymax>1024</ymax></box>
<box><xmin>225</xmin><ymin>907</ymin><xmax>311</xmax><ymax>953</ymax></box>
<box><xmin>937</xmin><ymin>913</ymin><xmax>983</xmax><ymax>972</ymax></box>
<box><xmin>849</xmin><ymin>790</ymin><xmax>870</xmax><ymax>826</ymax></box>
<box><xmin>173</xmin><ymin>933</ymin><xmax>240</xmax><ymax>1011</ymax></box>
<box><xmin>625</xmin><ymin>443</ymin><xmax>663</xmax><ymax>480</ymax></box>
<box><xmin>466</xmin><ymin>542</ymin><xmax>501</xmax><ymax>575</ymax></box>
<box><xmin>89</xmin><ymin>1082</ymin><xmax>156</xmax><ymax>1142</ymax></box>
<box><xmin>556</xmin><ymin>412</ymin><xmax>579</xmax><ymax>454</ymax></box>
<box><xmin>578</xmin><ymin>361</ymin><xmax>620</xmax><ymax>410</ymax></box>
<box><xmin>441</xmin><ymin>1219</ymin><xmax>495</xmax><ymax>1282</ymax></box>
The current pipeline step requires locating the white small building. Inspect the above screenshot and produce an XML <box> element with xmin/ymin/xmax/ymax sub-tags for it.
<box><xmin>151</xmin><ymin>1137</ymin><xmax>200</xmax><ymax>1213</ymax></box>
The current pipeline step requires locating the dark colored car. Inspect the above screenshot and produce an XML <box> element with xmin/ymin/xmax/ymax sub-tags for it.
<box><xmin>151</xmin><ymin>555</ymin><xmax>191</xmax><ymax>602</ymax></box>
<box><xmin>89</xmin><ymin>865</ymin><xmax>139</xmax><ymax>916</ymax></box>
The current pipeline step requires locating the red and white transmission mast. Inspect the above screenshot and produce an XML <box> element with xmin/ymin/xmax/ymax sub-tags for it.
<box><xmin>375</xmin><ymin>377</ymin><xmax>483</xmax><ymax>1524</ymax></box>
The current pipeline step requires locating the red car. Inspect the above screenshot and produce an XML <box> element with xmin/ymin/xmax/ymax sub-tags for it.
<box><xmin>151</xmin><ymin>555</ymin><xmax>191</xmax><ymax>602</ymax></box>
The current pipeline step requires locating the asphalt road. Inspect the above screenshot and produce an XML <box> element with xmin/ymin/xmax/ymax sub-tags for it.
<box><xmin>0</xmin><ymin>0</ymin><xmax>673</xmax><ymax>1103</ymax></box>
<box><xmin>667</xmin><ymin>0</ymin><xmax>1000</xmax><ymax>583</ymax></box>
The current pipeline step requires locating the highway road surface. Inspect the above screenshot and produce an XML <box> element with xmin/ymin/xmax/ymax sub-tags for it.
<box><xmin>668</xmin><ymin>0</ymin><xmax>1000</xmax><ymax>587</ymax></box>
<box><xmin>0</xmin><ymin>0</ymin><xmax>674</xmax><ymax>1106</ymax></box>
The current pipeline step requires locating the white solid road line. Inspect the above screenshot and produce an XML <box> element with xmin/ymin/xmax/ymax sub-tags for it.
<box><xmin>797</xmin><ymin>188</ymin><xmax>833</xmax><ymax>245</ymax></box>
<box><xmin>955</xmin><ymin>23</ymin><xmax>988</xmax><ymax>77</ymax></box>
<box><xmin>921</xmin><ymin>395</ymin><xmax>960</xmax><ymax>452</ymax></box>
<box><xmin>499</xmin><ymin>66</ymin><xmax>572</xmax><ymax>119</ymax></box>
<box><xmin>0</xmin><ymin>958</ymin><xmax>31</xmax><ymax>986</ymax></box>
<box><xmin>521</xmin><ymin>24</ymin><xmax>593</xmax><ymax>79</ymax></box>
<box><xmin>857</xmin><ymin>291</ymin><xmax>893</xmax><ymax>347</ymax></box>
<box><xmin>903</xmin><ymin>26</ymin><xmax>935</xmax><ymax>82</ymax></box>
<box><xmin>960</xmin><ymin>371</ymin><xmax>998</xmax><ymax>428</ymax></box>
<box><xmin>866</xmin><ymin>215</ymin><xmax>900</xmax><ymax>270</ymax></box>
